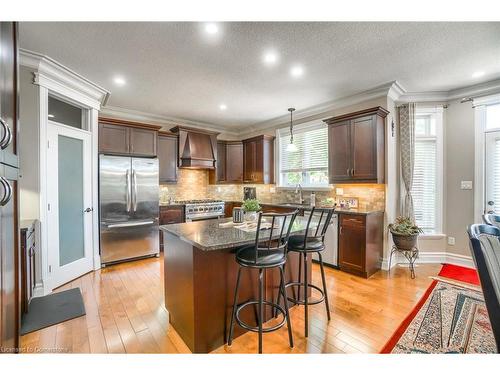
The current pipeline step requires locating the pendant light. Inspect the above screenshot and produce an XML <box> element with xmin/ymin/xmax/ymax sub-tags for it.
<box><xmin>286</xmin><ymin>107</ymin><xmax>298</xmax><ymax>152</ymax></box>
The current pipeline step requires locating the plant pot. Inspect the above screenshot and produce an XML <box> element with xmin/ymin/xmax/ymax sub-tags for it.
<box><xmin>244</xmin><ymin>211</ymin><xmax>258</xmax><ymax>222</ymax></box>
<box><xmin>390</xmin><ymin>231</ymin><xmax>419</xmax><ymax>250</ymax></box>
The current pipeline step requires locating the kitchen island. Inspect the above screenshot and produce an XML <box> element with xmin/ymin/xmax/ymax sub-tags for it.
<box><xmin>161</xmin><ymin>216</ymin><xmax>313</xmax><ymax>353</ymax></box>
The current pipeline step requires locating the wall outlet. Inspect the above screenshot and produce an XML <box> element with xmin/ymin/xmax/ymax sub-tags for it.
<box><xmin>461</xmin><ymin>181</ymin><xmax>473</xmax><ymax>190</ymax></box>
<box><xmin>447</xmin><ymin>236</ymin><xmax>456</xmax><ymax>246</ymax></box>
<box><xmin>269</xmin><ymin>187</ymin><xmax>276</xmax><ymax>193</ymax></box>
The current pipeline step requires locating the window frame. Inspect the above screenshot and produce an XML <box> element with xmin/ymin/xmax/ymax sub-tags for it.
<box><xmin>404</xmin><ymin>106</ymin><xmax>444</xmax><ymax>236</ymax></box>
<box><xmin>275</xmin><ymin>120</ymin><xmax>331</xmax><ymax>190</ymax></box>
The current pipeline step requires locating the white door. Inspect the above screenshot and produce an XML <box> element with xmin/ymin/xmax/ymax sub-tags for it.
<box><xmin>484</xmin><ymin>130</ymin><xmax>500</xmax><ymax>214</ymax></box>
<box><xmin>47</xmin><ymin>122</ymin><xmax>93</xmax><ymax>288</ymax></box>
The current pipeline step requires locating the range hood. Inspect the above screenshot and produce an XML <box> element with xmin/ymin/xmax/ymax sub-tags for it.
<box><xmin>170</xmin><ymin>126</ymin><xmax>219</xmax><ymax>169</ymax></box>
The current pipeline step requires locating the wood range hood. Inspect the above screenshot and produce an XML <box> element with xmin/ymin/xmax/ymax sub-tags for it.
<box><xmin>170</xmin><ymin>126</ymin><xmax>219</xmax><ymax>169</ymax></box>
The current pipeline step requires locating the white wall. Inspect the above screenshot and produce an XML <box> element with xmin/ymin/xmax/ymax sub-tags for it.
<box><xmin>19</xmin><ymin>66</ymin><xmax>40</xmax><ymax>221</ymax></box>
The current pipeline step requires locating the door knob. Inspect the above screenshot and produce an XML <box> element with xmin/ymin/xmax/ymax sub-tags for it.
<box><xmin>487</xmin><ymin>201</ymin><xmax>495</xmax><ymax>206</ymax></box>
<box><xmin>83</xmin><ymin>207</ymin><xmax>93</xmax><ymax>213</ymax></box>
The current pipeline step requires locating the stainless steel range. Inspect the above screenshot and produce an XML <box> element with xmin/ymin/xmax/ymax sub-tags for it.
<box><xmin>176</xmin><ymin>199</ymin><xmax>225</xmax><ymax>222</ymax></box>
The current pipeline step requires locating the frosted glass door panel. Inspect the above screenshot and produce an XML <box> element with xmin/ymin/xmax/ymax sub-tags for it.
<box><xmin>58</xmin><ymin>135</ymin><xmax>85</xmax><ymax>266</ymax></box>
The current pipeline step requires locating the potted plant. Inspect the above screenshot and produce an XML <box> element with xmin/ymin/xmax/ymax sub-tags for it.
<box><xmin>388</xmin><ymin>216</ymin><xmax>423</xmax><ymax>250</ymax></box>
<box><xmin>242</xmin><ymin>198</ymin><xmax>261</xmax><ymax>222</ymax></box>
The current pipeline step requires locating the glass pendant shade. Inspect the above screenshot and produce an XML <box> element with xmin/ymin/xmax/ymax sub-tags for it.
<box><xmin>286</xmin><ymin>141</ymin><xmax>298</xmax><ymax>152</ymax></box>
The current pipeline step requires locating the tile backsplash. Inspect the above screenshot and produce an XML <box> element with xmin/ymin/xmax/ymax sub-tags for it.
<box><xmin>160</xmin><ymin>169</ymin><xmax>385</xmax><ymax>211</ymax></box>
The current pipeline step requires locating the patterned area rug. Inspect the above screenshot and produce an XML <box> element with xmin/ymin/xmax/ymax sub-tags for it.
<box><xmin>381</xmin><ymin>280</ymin><xmax>497</xmax><ymax>353</ymax></box>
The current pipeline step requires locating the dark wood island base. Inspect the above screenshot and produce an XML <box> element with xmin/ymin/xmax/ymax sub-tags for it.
<box><xmin>163</xmin><ymin>231</ymin><xmax>311</xmax><ymax>353</ymax></box>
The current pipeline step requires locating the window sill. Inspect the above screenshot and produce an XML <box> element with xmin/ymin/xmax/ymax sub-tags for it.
<box><xmin>419</xmin><ymin>233</ymin><xmax>446</xmax><ymax>240</ymax></box>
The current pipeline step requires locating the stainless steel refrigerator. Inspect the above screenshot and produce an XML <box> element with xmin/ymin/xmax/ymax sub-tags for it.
<box><xmin>99</xmin><ymin>155</ymin><xmax>159</xmax><ymax>265</ymax></box>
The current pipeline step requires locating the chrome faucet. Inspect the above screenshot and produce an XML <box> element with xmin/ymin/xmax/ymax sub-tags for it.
<box><xmin>295</xmin><ymin>184</ymin><xmax>304</xmax><ymax>205</ymax></box>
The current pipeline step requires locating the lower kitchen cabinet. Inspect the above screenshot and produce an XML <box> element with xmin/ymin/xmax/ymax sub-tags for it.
<box><xmin>20</xmin><ymin>220</ymin><xmax>37</xmax><ymax>314</ymax></box>
<box><xmin>159</xmin><ymin>205</ymin><xmax>185</xmax><ymax>251</ymax></box>
<box><xmin>338</xmin><ymin>212</ymin><xmax>384</xmax><ymax>278</ymax></box>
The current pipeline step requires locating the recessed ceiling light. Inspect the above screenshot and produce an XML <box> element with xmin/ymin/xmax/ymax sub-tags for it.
<box><xmin>263</xmin><ymin>51</ymin><xmax>278</xmax><ymax>66</ymax></box>
<box><xmin>290</xmin><ymin>65</ymin><xmax>304</xmax><ymax>78</ymax></box>
<box><xmin>113</xmin><ymin>76</ymin><xmax>126</xmax><ymax>86</ymax></box>
<box><xmin>219</xmin><ymin>104</ymin><xmax>227</xmax><ymax>111</ymax></box>
<box><xmin>472</xmin><ymin>71</ymin><xmax>485</xmax><ymax>78</ymax></box>
<box><xmin>205</xmin><ymin>23</ymin><xmax>219</xmax><ymax>35</ymax></box>
<box><xmin>48</xmin><ymin>114</ymin><xmax>55</xmax><ymax>118</ymax></box>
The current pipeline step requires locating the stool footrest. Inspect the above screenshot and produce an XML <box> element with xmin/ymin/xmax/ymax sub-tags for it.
<box><xmin>235</xmin><ymin>300</ymin><xmax>286</xmax><ymax>333</ymax></box>
<box><xmin>284</xmin><ymin>281</ymin><xmax>325</xmax><ymax>305</ymax></box>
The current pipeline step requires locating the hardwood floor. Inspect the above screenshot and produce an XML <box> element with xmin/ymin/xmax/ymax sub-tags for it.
<box><xmin>20</xmin><ymin>256</ymin><xmax>441</xmax><ymax>354</ymax></box>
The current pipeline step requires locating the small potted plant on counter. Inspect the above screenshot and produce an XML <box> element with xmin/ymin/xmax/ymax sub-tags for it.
<box><xmin>388</xmin><ymin>216</ymin><xmax>423</xmax><ymax>250</ymax></box>
<box><xmin>242</xmin><ymin>198</ymin><xmax>261</xmax><ymax>222</ymax></box>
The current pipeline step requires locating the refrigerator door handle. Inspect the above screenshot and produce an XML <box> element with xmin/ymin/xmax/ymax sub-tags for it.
<box><xmin>126</xmin><ymin>169</ymin><xmax>131</xmax><ymax>213</ymax></box>
<box><xmin>106</xmin><ymin>220</ymin><xmax>154</xmax><ymax>229</ymax></box>
<box><xmin>133</xmin><ymin>169</ymin><xmax>138</xmax><ymax>212</ymax></box>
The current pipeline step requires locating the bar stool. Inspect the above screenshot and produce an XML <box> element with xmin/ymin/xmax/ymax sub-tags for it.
<box><xmin>276</xmin><ymin>206</ymin><xmax>335</xmax><ymax>337</ymax></box>
<box><xmin>227</xmin><ymin>210</ymin><xmax>298</xmax><ymax>354</ymax></box>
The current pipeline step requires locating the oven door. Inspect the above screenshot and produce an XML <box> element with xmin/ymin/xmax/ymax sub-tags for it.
<box><xmin>186</xmin><ymin>214</ymin><xmax>223</xmax><ymax>222</ymax></box>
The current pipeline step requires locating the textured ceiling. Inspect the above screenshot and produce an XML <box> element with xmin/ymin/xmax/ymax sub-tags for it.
<box><xmin>19</xmin><ymin>22</ymin><xmax>500</xmax><ymax>128</ymax></box>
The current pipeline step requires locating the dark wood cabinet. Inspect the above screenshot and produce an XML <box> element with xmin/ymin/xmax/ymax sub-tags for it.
<box><xmin>324</xmin><ymin>107</ymin><xmax>388</xmax><ymax>184</ymax></box>
<box><xmin>129</xmin><ymin>127</ymin><xmax>158</xmax><ymax>156</ymax></box>
<box><xmin>158</xmin><ymin>131</ymin><xmax>178</xmax><ymax>183</ymax></box>
<box><xmin>159</xmin><ymin>205</ymin><xmax>185</xmax><ymax>251</ymax></box>
<box><xmin>98</xmin><ymin>118</ymin><xmax>161</xmax><ymax>156</ymax></box>
<box><xmin>338</xmin><ymin>212</ymin><xmax>384</xmax><ymax>278</ymax></box>
<box><xmin>210</xmin><ymin>141</ymin><xmax>243</xmax><ymax>184</ymax></box>
<box><xmin>20</xmin><ymin>221</ymin><xmax>36</xmax><ymax>314</ymax></box>
<box><xmin>225</xmin><ymin>142</ymin><xmax>243</xmax><ymax>182</ymax></box>
<box><xmin>0</xmin><ymin>21</ymin><xmax>20</xmax><ymax>351</ymax></box>
<box><xmin>242</xmin><ymin>135</ymin><xmax>274</xmax><ymax>184</ymax></box>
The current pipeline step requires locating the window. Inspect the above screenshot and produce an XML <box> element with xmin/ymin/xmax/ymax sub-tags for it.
<box><xmin>48</xmin><ymin>96</ymin><xmax>85</xmax><ymax>129</ymax></box>
<box><xmin>277</xmin><ymin>123</ymin><xmax>329</xmax><ymax>188</ymax></box>
<box><xmin>486</xmin><ymin>103</ymin><xmax>500</xmax><ymax>130</ymax></box>
<box><xmin>411</xmin><ymin>108</ymin><xmax>443</xmax><ymax>234</ymax></box>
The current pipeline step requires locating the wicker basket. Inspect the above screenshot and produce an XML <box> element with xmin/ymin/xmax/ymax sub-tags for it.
<box><xmin>390</xmin><ymin>231</ymin><xmax>418</xmax><ymax>251</ymax></box>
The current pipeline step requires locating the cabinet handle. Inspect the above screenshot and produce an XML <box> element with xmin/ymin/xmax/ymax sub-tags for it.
<box><xmin>351</xmin><ymin>168</ymin><xmax>355</xmax><ymax>176</ymax></box>
<box><xmin>0</xmin><ymin>118</ymin><xmax>12</xmax><ymax>150</ymax></box>
<box><xmin>339</xmin><ymin>225</ymin><xmax>343</xmax><ymax>235</ymax></box>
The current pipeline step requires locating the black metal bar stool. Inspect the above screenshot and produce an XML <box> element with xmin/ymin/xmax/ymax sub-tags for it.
<box><xmin>227</xmin><ymin>210</ymin><xmax>298</xmax><ymax>354</ymax></box>
<box><xmin>276</xmin><ymin>206</ymin><xmax>335</xmax><ymax>337</ymax></box>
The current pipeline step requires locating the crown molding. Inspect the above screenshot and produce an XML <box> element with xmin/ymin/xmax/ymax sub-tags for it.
<box><xmin>395</xmin><ymin>77</ymin><xmax>500</xmax><ymax>103</ymax></box>
<box><xmin>99</xmin><ymin>105</ymin><xmax>239</xmax><ymax>136</ymax></box>
<box><xmin>19</xmin><ymin>49</ymin><xmax>110</xmax><ymax>110</ymax></box>
<box><xmin>238</xmin><ymin>81</ymin><xmax>399</xmax><ymax>138</ymax></box>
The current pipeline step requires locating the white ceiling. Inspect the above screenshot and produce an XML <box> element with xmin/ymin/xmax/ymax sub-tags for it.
<box><xmin>19</xmin><ymin>22</ymin><xmax>500</xmax><ymax>128</ymax></box>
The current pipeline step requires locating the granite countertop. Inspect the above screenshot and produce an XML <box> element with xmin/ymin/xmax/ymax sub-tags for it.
<box><xmin>225</xmin><ymin>200</ymin><xmax>383</xmax><ymax>215</ymax></box>
<box><xmin>161</xmin><ymin>216</ymin><xmax>314</xmax><ymax>251</ymax></box>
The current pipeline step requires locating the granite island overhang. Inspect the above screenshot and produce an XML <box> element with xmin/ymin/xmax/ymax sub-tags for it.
<box><xmin>160</xmin><ymin>216</ymin><xmax>314</xmax><ymax>353</ymax></box>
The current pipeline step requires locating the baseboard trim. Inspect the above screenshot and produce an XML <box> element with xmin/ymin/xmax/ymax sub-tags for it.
<box><xmin>381</xmin><ymin>251</ymin><xmax>475</xmax><ymax>270</ymax></box>
<box><xmin>33</xmin><ymin>283</ymin><xmax>45</xmax><ymax>298</ymax></box>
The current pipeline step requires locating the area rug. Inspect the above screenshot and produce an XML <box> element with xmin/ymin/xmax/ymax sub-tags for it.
<box><xmin>381</xmin><ymin>267</ymin><xmax>496</xmax><ymax>353</ymax></box>
<box><xmin>438</xmin><ymin>264</ymin><xmax>480</xmax><ymax>286</ymax></box>
<box><xmin>21</xmin><ymin>288</ymin><xmax>86</xmax><ymax>335</ymax></box>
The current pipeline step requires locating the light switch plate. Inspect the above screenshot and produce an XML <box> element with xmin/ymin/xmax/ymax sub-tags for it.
<box><xmin>448</xmin><ymin>237</ymin><xmax>455</xmax><ymax>245</ymax></box>
<box><xmin>461</xmin><ymin>181</ymin><xmax>473</xmax><ymax>190</ymax></box>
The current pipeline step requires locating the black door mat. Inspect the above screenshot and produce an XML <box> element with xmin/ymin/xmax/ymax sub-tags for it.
<box><xmin>21</xmin><ymin>287</ymin><xmax>86</xmax><ymax>335</ymax></box>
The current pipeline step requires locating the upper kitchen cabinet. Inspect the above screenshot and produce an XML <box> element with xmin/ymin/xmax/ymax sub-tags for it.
<box><xmin>324</xmin><ymin>106</ymin><xmax>388</xmax><ymax>183</ymax></box>
<box><xmin>242</xmin><ymin>135</ymin><xmax>275</xmax><ymax>184</ymax></box>
<box><xmin>98</xmin><ymin>117</ymin><xmax>161</xmax><ymax>157</ymax></box>
<box><xmin>209</xmin><ymin>141</ymin><xmax>243</xmax><ymax>184</ymax></box>
<box><xmin>158</xmin><ymin>131</ymin><xmax>178</xmax><ymax>183</ymax></box>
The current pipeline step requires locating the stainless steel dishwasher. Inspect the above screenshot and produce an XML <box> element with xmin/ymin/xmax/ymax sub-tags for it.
<box><xmin>304</xmin><ymin>210</ymin><xmax>338</xmax><ymax>267</ymax></box>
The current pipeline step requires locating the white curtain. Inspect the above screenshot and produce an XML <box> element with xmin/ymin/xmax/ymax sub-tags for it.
<box><xmin>399</xmin><ymin>103</ymin><xmax>416</xmax><ymax>220</ymax></box>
